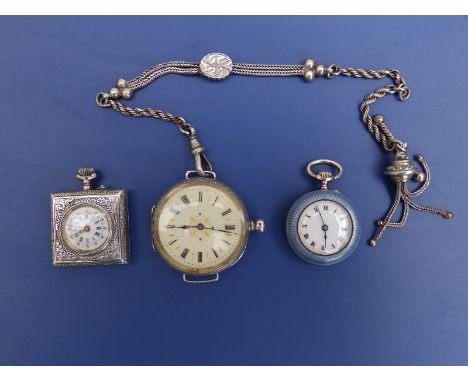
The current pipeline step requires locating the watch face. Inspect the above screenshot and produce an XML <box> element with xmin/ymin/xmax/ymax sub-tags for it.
<box><xmin>152</xmin><ymin>178</ymin><xmax>249</xmax><ymax>275</ymax></box>
<box><xmin>297</xmin><ymin>200</ymin><xmax>353</xmax><ymax>256</ymax></box>
<box><xmin>61</xmin><ymin>203</ymin><xmax>112</xmax><ymax>254</ymax></box>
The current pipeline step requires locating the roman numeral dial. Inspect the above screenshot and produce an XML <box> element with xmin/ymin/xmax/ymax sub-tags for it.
<box><xmin>297</xmin><ymin>199</ymin><xmax>353</xmax><ymax>256</ymax></box>
<box><xmin>152</xmin><ymin>179</ymin><xmax>248</xmax><ymax>275</ymax></box>
<box><xmin>62</xmin><ymin>204</ymin><xmax>111</xmax><ymax>253</ymax></box>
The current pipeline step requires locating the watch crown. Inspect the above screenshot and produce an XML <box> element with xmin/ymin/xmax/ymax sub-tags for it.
<box><xmin>249</xmin><ymin>219</ymin><xmax>265</xmax><ymax>233</ymax></box>
<box><xmin>76</xmin><ymin>168</ymin><xmax>97</xmax><ymax>191</ymax></box>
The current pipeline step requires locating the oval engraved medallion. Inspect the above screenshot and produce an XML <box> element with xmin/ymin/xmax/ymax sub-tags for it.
<box><xmin>199</xmin><ymin>53</ymin><xmax>233</xmax><ymax>80</ymax></box>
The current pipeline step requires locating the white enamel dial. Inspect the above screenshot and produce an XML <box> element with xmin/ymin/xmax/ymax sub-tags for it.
<box><xmin>61</xmin><ymin>204</ymin><xmax>111</xmax><ymax>253</ymax></box>
<box><xmin>152</xmin><ymin>180</ymin><xmax>248</xmax><ymax>274</ymax></box>
<box><xmin>297</xmin><ymin>199</ymin><xmax>353</xmax><ymax>256</ymax></box>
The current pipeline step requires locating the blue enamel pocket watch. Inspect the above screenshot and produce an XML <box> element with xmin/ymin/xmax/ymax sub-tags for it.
<box><xmin>286</xmin><ymin>160</ymin><xmax>361</xmax><ymax>265</ymax></box>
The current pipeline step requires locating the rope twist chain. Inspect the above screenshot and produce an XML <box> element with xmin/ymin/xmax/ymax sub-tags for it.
<box><xmin>109</xmin><ymin>99</ymin><xmax>180</xmax><ymax>123</ymax></box>
<box><xmin>328</xmin><ymin>65</ymin><xmax>410</xmax><ymax>151</ymax></box>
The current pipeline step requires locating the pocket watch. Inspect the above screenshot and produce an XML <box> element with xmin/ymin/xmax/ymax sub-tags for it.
<box><xmin>50</xmin><ymin>168</ymin><xmax>129</xmax><ymax>266</ymax></box>
<box><xmin>97</xmin><ymin>62</ymin><xmax>265</xmax><ymax>282</ymax></box>
<box><xmin>151</xmin><ymin>127</ymin><xmax>264</xmax><ymax>283</ymax></box>
<box><xmin>285</xmin><ymin>160</ymin><xmax>360</xmax><ymax>265</ymax></box>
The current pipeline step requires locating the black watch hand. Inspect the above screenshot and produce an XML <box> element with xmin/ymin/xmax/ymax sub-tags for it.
<box><xmin>318</xmin><ymin>210</ymin><xmax>325</xmax><ymax>225</ymax></box>
<box><xmin>167</xmin><ymin>224</ymin><xmax>238</xmax><ymax>235</ymax></box>
<box><xmin>319</xmin><ymin>211</ymin><xmax>328</xmax><ymax>249</ymax></box>
<box><xmin>165</xmin><ymin>225</ymin><xmax>197</xmax><ymax>229</ymax></box>
<box><xmin>208</xmin><ymin>226</ymin><xmax>239</xmax><ymax>235</ymax></box>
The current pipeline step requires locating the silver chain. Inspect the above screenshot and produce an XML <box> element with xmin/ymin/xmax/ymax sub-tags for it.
<box><xmin>96</xmin><ymin>55</ymin><xmax>410</xmax><ymax>154</ymax></box>
<box><xmin>96</xmin><ymin>53</ymin><xmax>452</xmax><ymax>245</ymax></box>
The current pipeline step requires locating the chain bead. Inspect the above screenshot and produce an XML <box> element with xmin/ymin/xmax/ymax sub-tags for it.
<box><xmin>314</xmin><ymin>64</ymin><xmax>326</xmax><ymax>76</ymax></box>
<box><xmin>373</xmin><ymin>115</ymin><xmax>384</xmax><ymax>125</ymax></box>
<box><xmin>121</xmin><ymin>88</ymin><xmax>133</xmax><ymax>99</ymax></box>
<box><xmin>109</xmin><ymin>87</ymin><xmax>121</xmax><ymax>99</ymax></box>
<box><xmin>116</xmin><ymin>78</ymin><xmax>127</xmax><ymax>89</ymax></box>
<box><xmin>414</xmin><ymin>172</ymin><xmax>425</xmax><ymax>182</ymax></box>
<box><xmin>303</xmin><ymin>58</ymin><xmax>315</xmax><ymax>70</ymax></box>
<box><xmin>303</xmin><ymin>69</ymin><xmax>315</xmax><ymax>81</ymax></box>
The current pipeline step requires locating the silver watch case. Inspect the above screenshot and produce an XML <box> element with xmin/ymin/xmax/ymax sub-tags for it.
<box><xmin>50</xmin><ymin>188</ymin><xmax>129</xmax><ymax>266</ymax></box>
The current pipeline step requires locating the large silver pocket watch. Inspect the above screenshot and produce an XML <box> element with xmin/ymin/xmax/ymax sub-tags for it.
<box><xmin>151</xmin><ymin>126</ymin><xmax>264</xmax><ymax>283</ymax></box>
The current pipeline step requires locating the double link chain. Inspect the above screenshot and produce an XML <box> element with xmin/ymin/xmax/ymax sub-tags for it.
<box><xmin>96</xmin><ymin>53</ymin><xmax>409</xmax><ymax>154</ymax></box>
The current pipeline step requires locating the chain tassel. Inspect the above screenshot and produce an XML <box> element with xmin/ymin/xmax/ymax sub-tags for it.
<box><xmin>369</xmin><ymin>117</ymin><xmax>453</xmax><ymax>246</ymax></box>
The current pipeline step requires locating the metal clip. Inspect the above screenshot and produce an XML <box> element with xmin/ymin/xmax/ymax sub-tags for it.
<box><xmin>189</xmin><ymin>133</ymin><xmax>214</xmax><ymax>177</ymax></box>
<box><xmin>176</xmin><ymin>117</ymin><xmax>214</xmax><ymax>178</ymax></box>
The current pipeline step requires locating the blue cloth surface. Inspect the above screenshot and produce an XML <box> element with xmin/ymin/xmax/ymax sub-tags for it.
<box><xmin>0</xmin><ymin>16</ymin><xmax>467</xmax><ymax>365</ymax></box>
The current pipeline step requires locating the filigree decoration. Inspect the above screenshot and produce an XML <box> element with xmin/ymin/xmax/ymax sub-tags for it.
<box><xmin>50</xmin><ymin>189</ymin><xmax>129</xmax><ymax>266</ymax></box>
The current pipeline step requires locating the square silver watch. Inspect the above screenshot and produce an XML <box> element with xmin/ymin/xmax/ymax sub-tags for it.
<box><xmin>50</xmin><ymin>168</ymin><xmax>129</xmax><ymax>266</ymax></box>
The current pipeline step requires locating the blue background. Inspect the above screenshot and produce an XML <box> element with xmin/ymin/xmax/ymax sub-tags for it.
<box><xmin>0</xmin><ymin>16</ymin><xmax>467</xmax><ymax>365</ymax></box>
